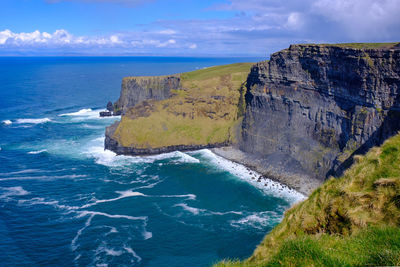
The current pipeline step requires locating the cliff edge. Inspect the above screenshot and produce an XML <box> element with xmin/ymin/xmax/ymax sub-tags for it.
<box><xmin>105</xmin><ymin>43</ymin><xmax>400</xmax><ymax>195</ymax></box>
<box><xmin>105</xmin><ymin>63</ymin><xmax>252</xmax><ymax>155</ymax></box>
<box><xmin>239</xmin><ymin>43</ymin><xmax>400</xmax><ymax>188</ymax></box>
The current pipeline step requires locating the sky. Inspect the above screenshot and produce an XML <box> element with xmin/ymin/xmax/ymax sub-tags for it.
<box><xmin>0</xmin><ymin>0</ymin><xmax>400</xmax><ymax>56</ymax></box>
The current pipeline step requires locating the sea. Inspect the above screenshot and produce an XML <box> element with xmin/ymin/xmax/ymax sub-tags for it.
<box><xmin>0</xmin><ymin>57</ymin><xmax>304</xmax><ymax>266</ymax></box>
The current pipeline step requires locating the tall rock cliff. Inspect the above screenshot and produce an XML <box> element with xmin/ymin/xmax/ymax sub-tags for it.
<box><xmin>240</xmin><ymin>44</ymin><xmax>400</xmax><ymax>182</ymax></box>
<box><xmin>115</xmin><ymin>75</ymin><xmax>180</xmax><ymax>113</ymax></box>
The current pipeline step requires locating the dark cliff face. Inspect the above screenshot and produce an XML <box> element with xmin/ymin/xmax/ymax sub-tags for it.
<box><xmin>240</xmin><ymin>44</ymin><xmax>400</xmax><ymax>181</ymax></box>
<box><xmin>115</xmin><ymin>76</ymin><xmax>180</xmax><ymax>113</ymax></box>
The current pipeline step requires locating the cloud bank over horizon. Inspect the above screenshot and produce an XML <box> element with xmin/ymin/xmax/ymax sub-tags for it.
<box><xmin>1</xmin><ymin>0</ymin><xmax>399</xmax><ymax>56</ymax></box>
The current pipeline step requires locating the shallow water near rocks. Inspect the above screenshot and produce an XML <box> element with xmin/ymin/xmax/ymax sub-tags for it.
<box><xmin>0</xmin><ymin>57</ymin><xmax>303</xmax><ymax>266</ymax></box>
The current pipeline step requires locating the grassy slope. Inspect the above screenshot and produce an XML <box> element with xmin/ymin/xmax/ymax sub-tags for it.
<box><xmin>298</xmin><ymin>42</ymin><xmax>400</xmax><ymax>49</ymax></box>
<box><xmin>217</xmin><ymin>133</ymin><xmax>400</xmax><ymax>266</ymax></box>
<box><xmin>113</xmin><ymin>63</ymin><xmax>252</xmax><ymax>149</ymax></box>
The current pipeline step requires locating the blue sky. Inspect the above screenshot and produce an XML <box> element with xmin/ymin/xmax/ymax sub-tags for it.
<box><xmin>1</xmin><ymin>0</ymin><xmax>399</xmax><ymax>56</ymax></box>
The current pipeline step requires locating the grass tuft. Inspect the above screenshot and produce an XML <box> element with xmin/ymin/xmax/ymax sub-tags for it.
<box><xmin>217</xmin><ymin>133</ymin><xmax>400</xmax><ymax>266</ymax></box>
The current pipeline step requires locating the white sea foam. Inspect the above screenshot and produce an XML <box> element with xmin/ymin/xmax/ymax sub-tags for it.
<box><xmin>173</xmin><ymin>202</ymin><xmax>243</xmax><ymax>217</ymax></box>
<box><xmin>230</xmin><ymin>211</ymin><xmax>282</xmax><ymax>230</ymax></box>
<box><xmin>2</xmin><ymin>120</ymin><xmax>12</xmax><ymax>125</ymax></box>
<box><xmin>77</xmin><ymin>210</ymin><xmax>147</xmax><ymax>221</ymax></box>
<box><xmin>59</xmin><ymin>108</ymin><xmax>120</xmax><ymax>122</ymax></box>
<box><xmin>155</xmin><ymin>193</ymin><xmax>196</xmax><ymax>200</ymax></box>
<box><xmin>59</xmin><ymin>108</ymin><xmax>94</xmax><ymax>117</ymax></box>
<box><xmin>142</xmin><ymin>230</ymin><xmax>152</xmax><ymax>240</ymax></box>
<box><xmin>71</xmin><ymin>214</ymin><xmax>94</xmax><ymax>251</ymax></box>
<box><xmin>195</xmin><ymin>149</ymin><xmax>306</xmax><ymax>203</ymax></box>
<box><xmin>104</xmin><ymin>226</ymin><xmax>118</xmax><ymax>235</ymax></box>
<box><xmin>28</xmin><ymin>149</ymin><xmax>47</xmax><ymax>154</ymax></box>
<box><xmin>85</xmin><ymin>136</ymin><xmax>201</xmax><ymax>168</ymax></box>
<box><xmin>174</xmin><ymin>203</ymin><xmax>203</xmax><ymax>215</ymax></box>
<box><xmin>16</xmin><ymin>118</ymin><xmax>51</xmax><ymax>124</ymax></box>
<box><xmin>124</xmin><ymin>246</ymin><xmax>142</xmax><ymax>262</ymax></box>
<box><xmin>0</xmin><ymin>168</ymin><xmax>70</xmax><ymax>176</ymax></box>
<box><xmin>81</xmin><ymin>190</ymin><xmax>145</xmax><ymax>208</ymax></box>
<box><xmin>104</xmin><ymin>248</ymin><xmax>123</xmax><ymax>257</ymax></box>
<box><xmin>0</xmin><ymin>174</ymin><xmax>87</xmax><ymax>182</ymax></box>
<box><xmin>84</xmin><ymin>137</ymin><xmax>154</xmax><ymax>167</ymax></box>
<box><xmin>146</xmin><ymin>150</ymin><xmax>200</xmax><ymax>164</ymax></box>
<box><xmin>0</xmin><ymin>186</ymin><xmax>30</xmax><ymax>199</ymax></box>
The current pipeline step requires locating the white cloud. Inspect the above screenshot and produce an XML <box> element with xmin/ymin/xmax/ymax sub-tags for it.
<box><xmin>130</xmin><ymin>38</ymin><xmax>176</xmax><ymax>48</ymax></box>
<box><xmin>158</xmin><ymin>29</ymin><xmax>177</xmax><ymax>35</ymax></box>
<box><xmin>0</xmin><ymin>29</ymin><xmax>130</xmax><ymax>47</ymax></box>
<box><xmin>110</xmin><ymin>35</ymin><xmax>122</xmax><ymax>44</ymax></box>
<box><xmin>285</xmin><ymin>12</ymin><xmax>303</xmax><ymax>30</ymax></box>
<box><xmin>312</xmin><ymin>0</ymin><xmax>400</xmax><ymax>39</ymax></box>
<box><xmin>2</xmin><ymin>0</ymin><xmax>399</xmax><ymax>56</ymax></box>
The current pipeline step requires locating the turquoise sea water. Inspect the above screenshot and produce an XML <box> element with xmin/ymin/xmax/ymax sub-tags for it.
<box><xmin>0</xmin><ymin>57</ymin><xmax>303</xmax><ymax>266</ymax></box>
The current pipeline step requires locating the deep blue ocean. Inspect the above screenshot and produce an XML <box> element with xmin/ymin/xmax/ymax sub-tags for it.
<box><xmin>0</xmin><ymin>57</ymin><xmax>304</xmax><ymax>266</ymax></box>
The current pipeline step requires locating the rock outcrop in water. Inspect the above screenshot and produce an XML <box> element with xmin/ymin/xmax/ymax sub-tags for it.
<box><xmin>240</xmin><ymin>44</ymin><xmax>400</xmax><ymax>184</ymax></box>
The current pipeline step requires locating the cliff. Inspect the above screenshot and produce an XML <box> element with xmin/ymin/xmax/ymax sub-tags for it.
<box><xmin>105</xmin><ymin>43</ymin><xmax>400</xmax><ymax>194</ymax></box>
<box><xmin>115</xmin><ymin>75</ymin><xmax>180</xmax><ymax>113</ymax></box>
<box><xmin>217</xmin><ymin>133</ymin><xmax>400</xmax><ymax>266</ymax></box>
<box><xmin>105</xmin><ymin>63</ymin><xmax>252</xmax><ymax>154</ymax></box>
<box><xmin>240</xmin><ymin>43</ymin><xmax>400</xmax><ymax>186</ymax></box>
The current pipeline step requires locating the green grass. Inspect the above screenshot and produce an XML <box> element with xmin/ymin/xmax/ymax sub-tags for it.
<box><xmin>217</xmin><ymin>133</ymin><xmax>400</xmax><ymax>266</ymax></box>
<box><xmin>297</xmin><ymin>42</ymin><xmax>399</xmax><ymax>49</ymax></box>
<box><xmin>113</xmin><ymin>62</ymin><xmax>253</xmax><ymax>148</ymax></box>
<box><xmin>180</xmin><ymin>63</ymin><xmax>253</xmax><ymax>81</ymax></box>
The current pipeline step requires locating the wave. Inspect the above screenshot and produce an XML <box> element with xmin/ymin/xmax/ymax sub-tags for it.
<box><xmin>174</xmin><ymin>203</ymin><xmax>203</xmax><ymax>215</ymax></box>
<box><xmin>0</xmin><ymin>186</ymin><xmax>30</xmax><ymax>199</ymax></box>
<box><xmin>0</xmin><ymin>174</ymin><xmax>87</xmax><ymax>182</ymax></box>
<box><xmin>229</xmin><ymin>211</ymin><xmax>282</xmax><ymax>230</ymax></box>
<box><xmin>71</xmin><ymin>214</ymin><xmax>94</xmax><ymax>251</ymax></box>
<box><xmin>27</xmin><ymin>149</ymin><xmax>47</xmax><ymax>154</ymax></box>
<box><xmin>81</xmin><ymin>190</ymin><xmax>145</xmax><ymax>208</ymax></box>
<box><xmin>77</xmin><ymin>210</ymin><xmax>147</xmax><ymax>221</ymax></box>
<box><xmin>148</xmin><ymin>151</ymin><xmax>200</xmax><ymax>164</ymax></box>
<box><xmin>2</xmin><ymin>120</ymin><xmax>12</xmax><ymax>125</ymax></box>
<box><xmin>0</xmin><ymin>168</ymin><xmax>71</xmax><ymax>176</ymax></box>
<box><xmin>104</xmin><ymin>248</ymin><xmax>123</xmax><ymax>257</ymax></box>
<box><xmin>124</xmin><ymin>246</ymin><xmax>142</xmax><ymax>262</ymax></box>
<box><xmin>59</xmin><ymin>108</ymin><xmax>94</xmax><ymax>117</ymax></box>
<box><xmin>86</xmin><ymin>137</ymin><xmax>201</xmax><ymax>168</ymax></box>
<box><xmin>195</xmin><ymin>149</ymin><xmax>306</xmax><ymax>203</ymax></box>
<box><xmin>154</xmin><ymin>193</ymin><xmax>196</xmax><ymax>200</ymax></box>
<box><xmin>58</xmin><ymin>108</ymin><xmax>120</xmax><ymax>121</ymax></box>
<box><xmin>16</xmin><ymin>118</ymin><xmax>51</xmax><ymax>124</ymax></box>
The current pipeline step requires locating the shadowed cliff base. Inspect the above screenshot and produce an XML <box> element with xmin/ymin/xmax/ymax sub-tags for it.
<box><xmin>212</xmin><ymin>147</ymin><xmax>321</xmax><ymax>196</ymax></box>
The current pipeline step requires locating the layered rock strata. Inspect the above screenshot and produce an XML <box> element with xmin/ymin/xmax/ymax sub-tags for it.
<box><xmin>240</xmin><ymin>44</ymin><xmax>400</xmax><ymax>184</ymax></box>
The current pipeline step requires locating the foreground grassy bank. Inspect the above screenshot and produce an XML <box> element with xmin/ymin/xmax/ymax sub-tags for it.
<box><xmin>217</xmin><ymin>133</ymin><xmax>400</xmax><ymax>266</ymax></box>
<box><xmin>112</xmin><ymin>63</ymin><xmax>252</xmax><ymax>149</ymax></box>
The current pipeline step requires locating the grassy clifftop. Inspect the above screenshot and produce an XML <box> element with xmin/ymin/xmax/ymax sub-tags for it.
<box><xmin>112</xmin><ymin>63</ymin><xmax>252</xmax><ymax>149</ymax></box>
<box><xmin>292</xmin><ymin>42</ymin><xmax>400</xmax><ymax>49</ymax></box>
<box><xmin>217</xmin><ymin>133</ymin><xmax>400</xmax><ymax>266</ymax></box>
